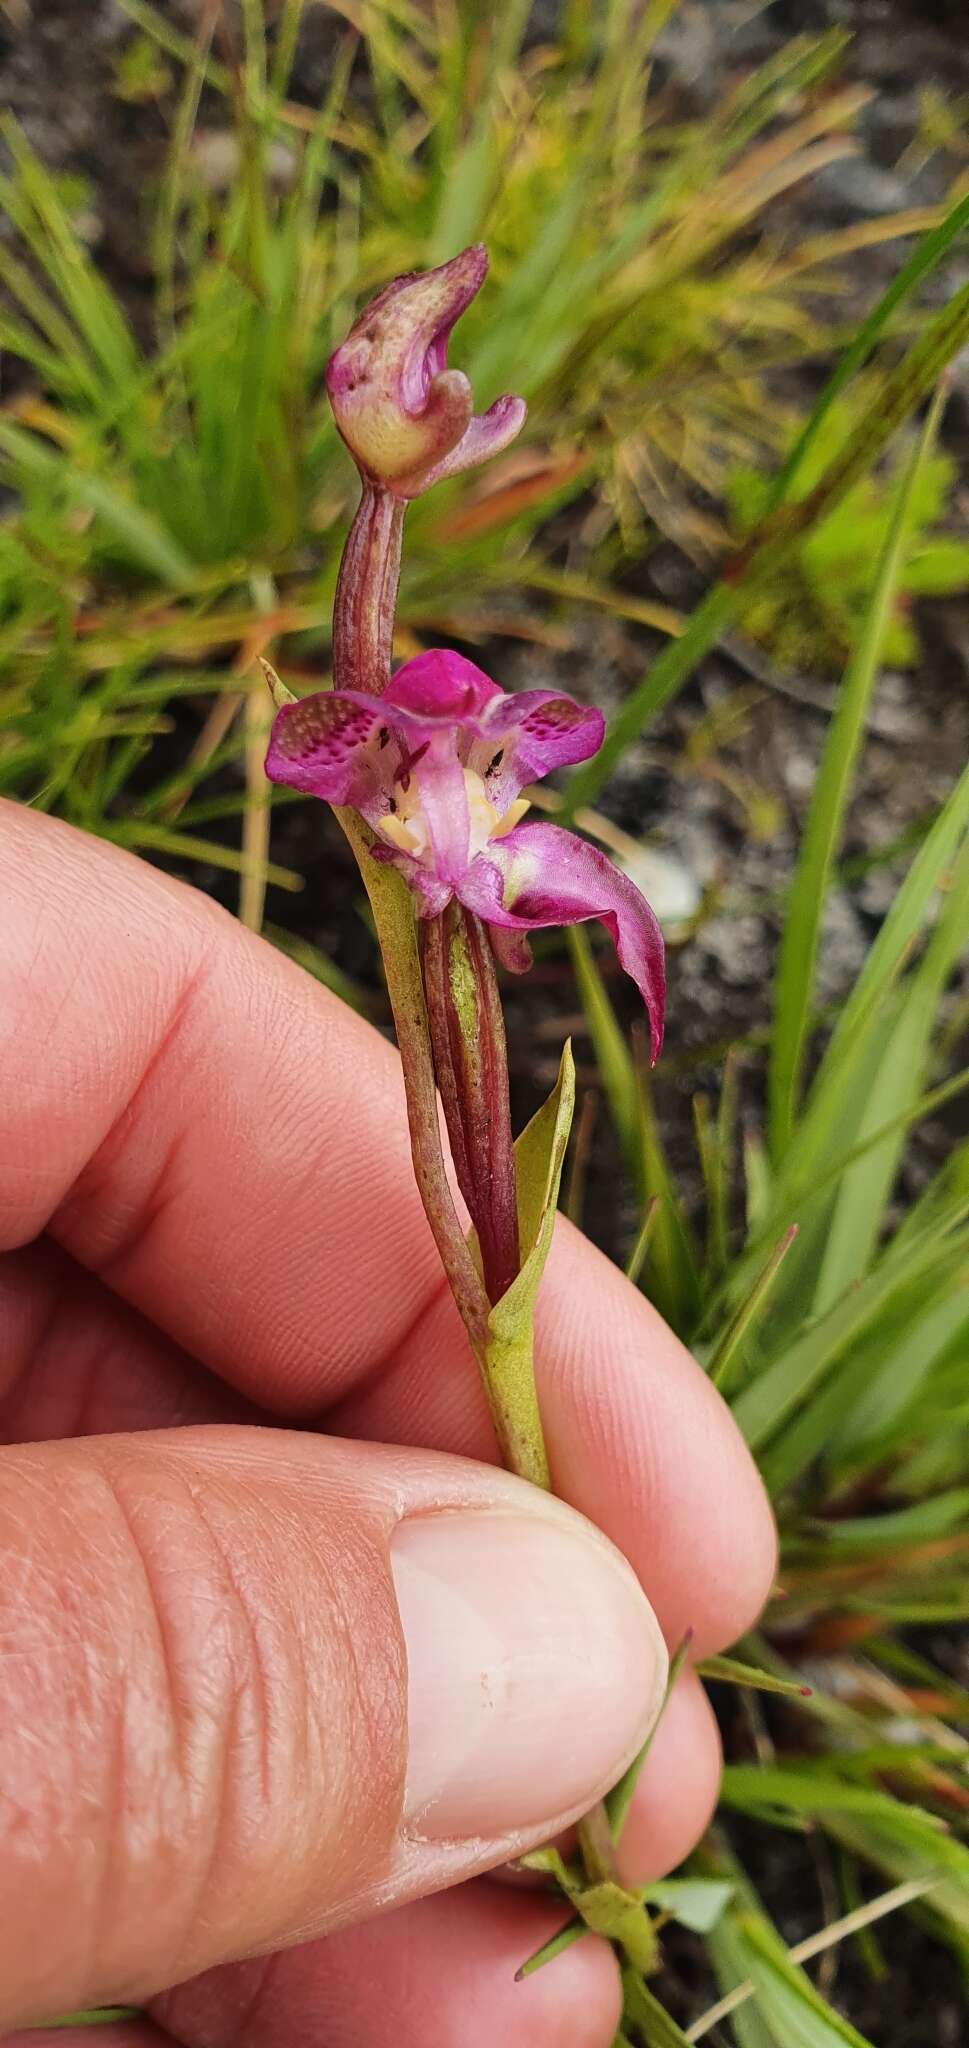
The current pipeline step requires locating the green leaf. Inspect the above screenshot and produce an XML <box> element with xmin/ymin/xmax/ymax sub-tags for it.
<box><xmin>624</xmin><ymin>1196</ymin><xmax>662</xmax><ymax>1285</ymax></box>
<box><xmin>781</xmin><ymin>280</ymin><xmax>969</xmax><ymax>553</ymax></box>
<box><xmin>482</xmin><ymin>1044</ymin><xmax>576</xmax><ymax>1487</ymax></box>
<box><xmin>607</xmin><ymin>1632</ymin><xmax>693</xmax><ymax>1842</ymax></box>
<box><xmin>904</xmin><ymin>537</ymin><xmax>969</xmax><ymax>595</ymax></box>
<box><xmin>643</xmin><ymin>1878</ymin><xmax>734</xmax><ymax>1935</ymax></box>
<box><xmin>0</xmin><ymin>117</ymin><xmax>139</xmax><ymax>388</ymax></box>
<box><xmin>767</xmin><ymin>187</ymin><xmax>969</xmax><ymax>510</ymax></box>
<box><xmin>737</xmin><ymin>1928</ymin><xmax>878</xmax><ymax>2048</ymax></box>
<box><xmin>696</xmin><ymin>1844</ymin><xmax>907</xmax><ymax>2048</ymax></box>
<box><xmin>636</xmin><ymin>1066</ymin><xmax>704</xmax><ymax>1336</ymax></box>
<box><xmin>732</xmin><ymin>1188</ymin><xmax>969</xmax><ymax>1454</ymax></box>
<box><xmin>715</xmin><ymin>935</ymin><xmax>969</xmax><ymax>1350</ymax></box>
<box><xmin>706</xmin><ymin>1226</ymin><xmax>798</xmax><ymax>1394</ymax></box>
<box><xmin>516</xmin><ymin>1914</ymin><xmax>587</xmax><ymax>1980</ymax></box>
<box><xmin>112</xmin><ymin>0</ymin><xmax>230</xmax><ymax>90</ymax></box>
<box><xmin>812</xmin><ymin>827</ymin><xmax>969</xmax><ymax>1312</ymax></box>
<box><xmin>520</xmin><ymin>1843</ymin><xmax>658</xmax><ymax>1974</ymax></box>
<box><xmin>621</xmin><ymin>1969</ymin><xmax>695</xmax><ymax>2047</ymax></box>
<box><xmin>0</xmin><ymin>421</ymin><xmax>195</xmax><ymax>589</ymax></box>
<box><xmin>569</xmin><ymin>926</ymin><xmax>638</xmax><ymax>1157</ymax></box>
<box><xmin>768</xmin><ymin>382</ymin><xmax>948</xmax><ymax>1158</ymax></box>
<box><xmin>820</xmin><ymin>1816</ymin><xmax>969</xmax><ymax>1940</ymax></box>
<box><xmin>837</xmin><ymin>1293</ymin><xmax>969</xmax><ymax>1456</ymax></box>
<box><xmin>720</xmin><ymin>1765</ymin><xmax>954</xmax><ymax>1848</ymax></box>
<box><xmin>697</xmin><ymin>1654</ymin><xmax>812</xmax><ymax>1702</ymax></box>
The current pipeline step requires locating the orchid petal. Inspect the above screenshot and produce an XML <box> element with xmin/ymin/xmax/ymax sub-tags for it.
<box><xmin>414</xmin><ymin>395</ymin><xmax>529</xmax><ymax>493</ymax></box>
<box><xmin>459</xmin><ymin>822</ymin><xmax>666</xmax><ymax>1061</ymax></box>
<box><xmin>267</xmin><ymin>685</ymin><xmax>472</xmax><ymax>884</ymax></box>
<box><xmin>387</xmin><ymin>653</ymin><xmax>602</xmax><ymax>812</ymax></box>
<box><xmin>385</xmin><ymin>649</ymin><xmax>502</xmax><ymax>723</ymax></box>
<box><xmin>486</xmin><ymin>922</ymin><xmax>535</xmax><ymax>975</ymax></box>
<box><xmin>467</xmin><ymin>688</ymin><xmax>604</xmax><ymax>812</ymax></box>
<box><xmin>265</xmin><ymin>689</ymin><xmax>388</xmax><ymax>806</ymax></box>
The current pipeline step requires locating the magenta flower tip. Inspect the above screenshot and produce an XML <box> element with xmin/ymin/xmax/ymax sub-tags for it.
<box><xmin>266</xmin><ymin>649</ymin><xmax>665</xmax><ymax>1055</ymax></box>
<box><xmin>325</xmin><ymin>246</ymin><xmax>525</xmax><ymax>498</ymax></box>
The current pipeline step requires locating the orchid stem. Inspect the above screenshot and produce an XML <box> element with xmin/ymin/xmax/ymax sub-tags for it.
<box><xmin>329</xmin><ymin>484</ymin><xmax>492</xmax><ymax>1359</ymax></box>
<box><xmin>338</xmin><ymin>807</ymin><xmax>491</xmax><ymax>1356</ymax></box>
<box><xmin>328</xmin><ymin>478</ymin><xmax>548</xmax><ymax>1485</ymax></box>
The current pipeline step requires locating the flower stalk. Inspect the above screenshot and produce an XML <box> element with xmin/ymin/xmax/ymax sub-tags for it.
<box><xmin>331</xmin><ymin>483</ymin><xmax>404</xmax><ymax>697</ymax></box>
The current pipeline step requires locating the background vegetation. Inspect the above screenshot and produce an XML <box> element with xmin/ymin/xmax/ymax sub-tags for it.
<box><xmin>1</xmin><ymin>4</ymin><xmax>966</xmax><ymax>2043</ymax></box>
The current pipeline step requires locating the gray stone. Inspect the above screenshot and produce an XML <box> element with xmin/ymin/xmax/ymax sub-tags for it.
<box><xmin>812</xmin><ymin>155</ymin><xmax>915</xmax><ymax>222</ymax></box>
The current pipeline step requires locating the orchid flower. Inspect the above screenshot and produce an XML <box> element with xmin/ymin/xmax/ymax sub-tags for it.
<box><xmin>326</xmin><ymin>245</ymin><xmax>526</xmax><ymax>499</ymax></box>
<box><xmin>266</xmin><ymin>648</ymin><xmax>665</xmax><ymax>1063</ymax></box>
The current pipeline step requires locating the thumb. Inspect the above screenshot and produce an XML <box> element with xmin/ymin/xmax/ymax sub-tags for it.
<box><xmin>0</xmin><ymin>1425</ymin><xmax>667</xmax><ymax>2027</ymax></box>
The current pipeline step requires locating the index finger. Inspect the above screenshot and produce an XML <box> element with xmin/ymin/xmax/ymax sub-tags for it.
<box><xmin>1</xmin><ymin>800</ymin><xmax>443</xmax><ymax>1408</ymax></box>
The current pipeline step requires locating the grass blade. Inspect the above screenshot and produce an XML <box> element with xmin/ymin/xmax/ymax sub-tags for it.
<box><xmin>686</xmin><ymin>1880</ymin><xmax>937</xmax><ymax>2043</ymax></box>
<box><xmin>568</xmin><ymin>926</ymin><xmax>639</xmax><ymax>1158</ymax></box>
<box><xmin>515</xmin><ymin>1915</ymin><xmax>587</xmax><ymax>1980</ymax></box>
<box><xmin>697</xmin><ymin>1654</ymin><xmax>812</xmax><ymax>1701</ymax></box>
<box><xmin>621</xmin><ymin>1969</ymin><xmax>695</xmax><ymax>2047</ymax></box>
<box><xmin>766</xmin><ymin>187</ymin><xmax>969</xmax><ymax>510</ymax></box>
<box><xmin>707</xmin><ymin>1225</ymin><xmax>798</xmax><ymax>1394</ymax></box>
<box><xmin>731</xmin><ymin>1194</ymin><xmax>969</xmax><ymax>1452</ymax></box>
<box><xmin>769</xmin><ymin>757</ymin><xmax>969</xmax><ymax>1210</ymax></box>
<box><xmin>607</xmin><ymin>1633</ymin><xmax>693</xmax><ymax>1842</ymax></box>
<box><xmin>812</xmin><ymin>830</ymin><xmax>969</xmax><ymax>1313</ymax></box>
<box><xmin>624</xmin><ymin>1195</ymin><xmax>662</xmax><ymax>1286</ymax></box>
<box><xmin>563</xmin><ymin>199</ymin><xmax>969</xmax><ymax>818</ymax></box>
<box><xmin>636</xmin><ymin>1062</ymin><xmax>704</xmax><ymax>1336</ymax></box>
<box><xmin>767</xmin><ymin>381</ymin><xmax>948</xmax><ymax>1158</ymax></box>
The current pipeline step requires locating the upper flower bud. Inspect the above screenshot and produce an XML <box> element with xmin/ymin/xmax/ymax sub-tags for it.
<box><xmin>325</xmin><ymin>245</ymin><xmax>526</xmax><ymax>499</ymax></box>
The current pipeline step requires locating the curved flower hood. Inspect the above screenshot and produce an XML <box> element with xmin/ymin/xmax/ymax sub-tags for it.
<box><xmin>325</xmin><ymin>245</ymin><xmax>526</xmax><ymax>498</ymax></box>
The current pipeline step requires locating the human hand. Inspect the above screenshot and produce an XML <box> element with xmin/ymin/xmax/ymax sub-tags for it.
<box><xmin>0</xmin><ymin>802</ymin><xmax>775</xmax><ymax>2046</ymax></box>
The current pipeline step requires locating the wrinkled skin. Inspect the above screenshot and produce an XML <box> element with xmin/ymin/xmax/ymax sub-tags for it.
<box><xmin>0</xmin><ymin>803</ymin><xmax>775</xmax><ymax>2046</ymax></box>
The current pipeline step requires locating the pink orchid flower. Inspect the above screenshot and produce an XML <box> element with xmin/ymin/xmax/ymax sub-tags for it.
<box><xmin>326</xmin><ymin>245</ymin><xmax>527</xmax><ymax>498</ymax></box>
<box><xmin>266</xmin><ymin>648</ymin><xmax>665</xmax><ymax>1060</ymax></box>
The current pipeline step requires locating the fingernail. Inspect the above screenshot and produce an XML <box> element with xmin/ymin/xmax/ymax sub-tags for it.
<box><xmin>391</xmin><ymin>1505</ymin><xmax>668</xmax><ymax>1840</ymax></box>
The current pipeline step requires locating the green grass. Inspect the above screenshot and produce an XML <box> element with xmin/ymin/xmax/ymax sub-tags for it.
<box><xmin>568</xmin><ymin>393</ymin><xmax>969</xmax><ymax>2037</ymax></box>
<box><xmin>2</xmin><ymin>5</ymin><xmax>968</xmax><ymax>2044</ymax></box>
